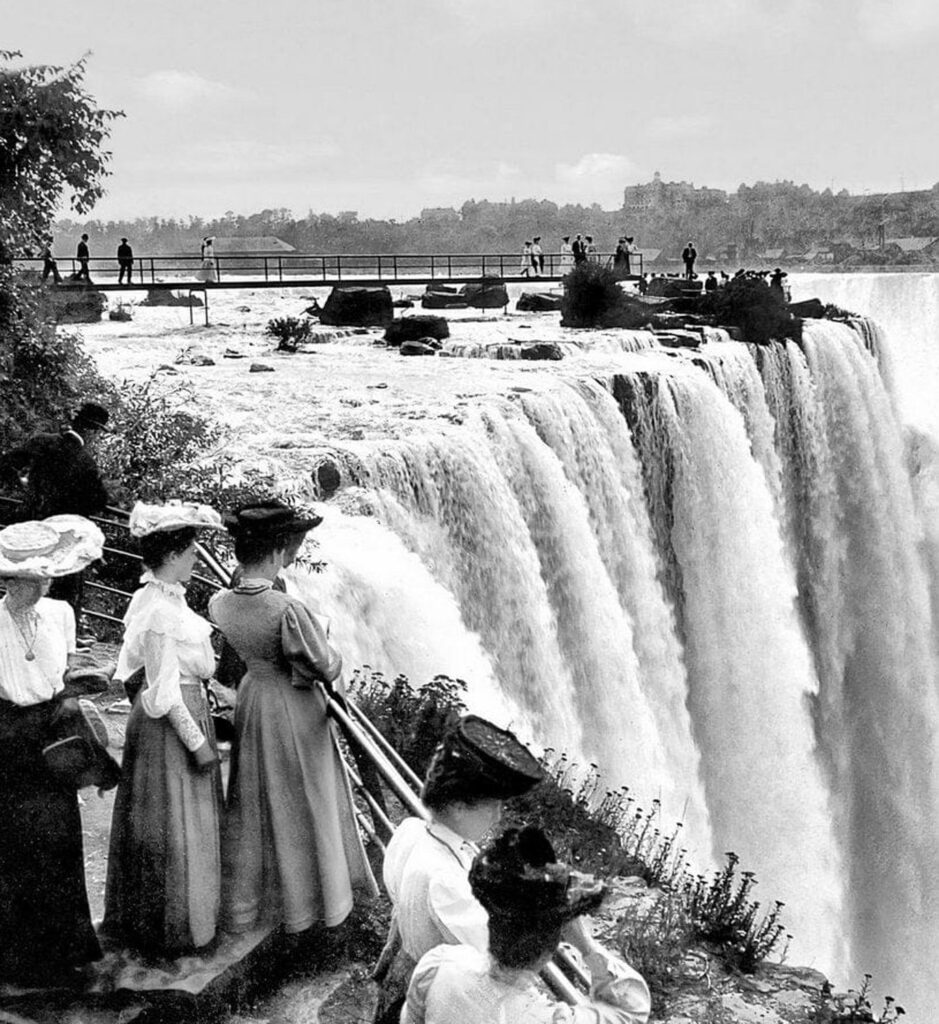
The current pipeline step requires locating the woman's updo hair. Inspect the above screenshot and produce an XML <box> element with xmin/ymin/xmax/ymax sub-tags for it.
<box><xmin>232</xmin><ymin>528</ymin><xmax>291</xmax><ymax>567</ymax></box>
<box><xmin>139</xmin><ymin>526</ymin><xmax>198</xmax><ymax>570</ymax></box>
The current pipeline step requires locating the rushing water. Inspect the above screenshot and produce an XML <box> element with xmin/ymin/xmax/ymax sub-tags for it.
<box><xmin>283</xmin><ymin>276</ymin><xmax>939</xmax><ymax>1017</ymax></box>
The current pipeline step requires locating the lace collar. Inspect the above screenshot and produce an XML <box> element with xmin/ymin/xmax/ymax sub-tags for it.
<box><xmin>140</xmin><ymin>569</ymin><xmax>186</xmax><ymax>599</ymax></box>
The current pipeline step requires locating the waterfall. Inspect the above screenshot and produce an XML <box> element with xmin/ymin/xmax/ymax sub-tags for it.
<box><xmin>285</xmin><ymin>277</ymin><xmax>939</xmax><ymax>1017</ymax></box>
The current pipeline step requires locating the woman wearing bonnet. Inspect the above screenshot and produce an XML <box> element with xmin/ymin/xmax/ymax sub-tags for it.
<box><xmin>102</xmin><ymin>501</ymin><xmax>225</xmax><ymax>956</ymax></box>
<box><xmin>0</xmin><ymin>515</ymin><xmax>108</xmax><ymax>987</ymax></box>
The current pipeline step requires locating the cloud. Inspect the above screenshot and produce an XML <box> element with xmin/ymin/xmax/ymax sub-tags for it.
<box><xmin>649</xmin><ymin>115</ymin><xmax>714</xmax><ymax>141</ymax></box>
<box><xmin>415</xmin><ymin>159</ymin><xmax>523</xmax><ymax>199</ymax></box>
<box><xmin>136</xmin><ymin>70</ymin><xmax>250</xmax><ymax>107</ymax></box>
<box><xmin>553</xmin><ymin>153</ymin><xmax>643</xmax><ymax>207</ymax></box>
<box><xmin>856</xmin><ymin>0</ymin><xmax>939</xmax><ymax>46</ymax></box>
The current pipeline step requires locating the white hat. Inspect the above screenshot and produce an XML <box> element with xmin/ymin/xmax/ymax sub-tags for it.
<box><xmin>0</xmin><ymin>516</ymin><xmax>105</xmax><ymax>579</ymax></box>
<box><xmin>129</xmin><ymin>500</ymin><xmax>223</xmax><ymax>538</ymax></box>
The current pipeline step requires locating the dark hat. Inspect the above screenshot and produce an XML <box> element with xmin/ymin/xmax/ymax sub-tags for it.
<box><xmin>422</xmin><ymin>715</ymin><xmax>544</xmax><ymax>808</ymax></box>
<box><xmin>224</xmin><ymin>498</ymin><xmax>322</xmax><ymax>538</ymax></box>
<box><xmin>470</xmin><ymin>826</ymin><xmax>607</xmax><ymax>925</ymax></box>
<box><xmin>121</xmin><ymin>237</ymin><xmax>128</xmax><ymax>243</ymax></box>
<box><xmin>73</xmin><ymin>402</ymin><xmax>110</xmax><ymax>432</ymax></box>
<box><xmin>561</xmin><ymin>236</ymin><xmax>570</xmax><ymax>242</ymax></box>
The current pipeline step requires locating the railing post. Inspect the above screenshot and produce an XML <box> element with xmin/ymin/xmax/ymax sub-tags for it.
<box><xmin>337</xmin><ymin>255</ymin><xmax>342</xmax><ymax>282</ymax></box>
<box><xmin>430</xmin><ymin>254</ymin><xmax>435</xmax><ymax>279</ymax></box>
<box><xmin>393</xmin><ymin>254</ymin><xmax>398</xmax><ymax>281</ymax></box>
<box><xmin>150</xmin><ymin>257</ymin><xmax>155</xmax><ymax>284</ymax></box>
<box><xmin>263</xmin><ymin>257</ymin><xmax>269</xmax><ymax>282</ymax></box>
<box><xmin>447</xmin><ymin>254</ymin><xmax>452</xmax><ymax>278</ymax></box>
<box><xmin>278</xmin><ymin>256</ymin><xmax>283</xmax><ymax>282</ymax></box>
<box><xmin>377</xmin><ymin>254</ymin><xmax>382</xmax><ymax>281</ymax></box>
<box><xmin>482</xmin><ymin>254</ymin><xmax>486</xmax><ymax>277</ymax></box>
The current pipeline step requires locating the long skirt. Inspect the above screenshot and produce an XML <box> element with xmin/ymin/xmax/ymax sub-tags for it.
<box><xmin>0</xmin><ymin>697</ymin><xmax>101</xmax><ymax>985</ymax></box>
<box><xmin>103</xmin><ymin>683</ymin><xmax>221</xmax><ymax>955</ymax></box>
<box><xmin>221</xmin><ymin>667</ymin><xmax>378</xmax><ymax>934</ymax></box>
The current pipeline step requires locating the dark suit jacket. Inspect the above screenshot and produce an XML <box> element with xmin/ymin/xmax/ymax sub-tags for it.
<box><xmin>0</xmin><ymin>431</ymin><xmax>109</xmax><ymax>519</ymax></box>
<box><xmin>77</xmin><ymin>242</ymin><xmax>89</xmax><ymax>260</ymax></box>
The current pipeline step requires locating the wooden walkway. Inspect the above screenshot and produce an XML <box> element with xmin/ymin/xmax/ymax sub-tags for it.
<box><xmin>21</xmin><ymin>249</ymin><xmax>643</xmax><ymax>289</ymax></box>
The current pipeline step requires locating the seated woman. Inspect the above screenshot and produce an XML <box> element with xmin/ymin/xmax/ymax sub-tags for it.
<box><xmin>403</xmin><ymin>826</ymin><xmax>652</xmax><ymax>1024</ymax></box>
<box><xmin>209</xmin><ymin>503</ymin><xmax>377</xmax><ymax>938</ymax></box>
<box><xmin>374</xmin><ymin>715</ymin><xmax>544</xmax><ymax>1024</ymax></box>
<box><xmin>0</xmin><ymin>516</ymin><xmax>107</xmax><ymax>988</ymax></box>
<box><xmin>103</xmin><ymin>501</ymin><xmax>225</xmax><ymax>956</ymax></box>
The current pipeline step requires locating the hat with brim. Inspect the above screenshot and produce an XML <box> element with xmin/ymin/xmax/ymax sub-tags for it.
<box><xmin>129</xmin><ymin>500</ymin><xmax>224</xmax><ymax>538</ymax></box>
<box><xmin>422</xmin><ymin>714</ymin><xmax>544</xmax><ymax>805</ymax></box>
<box><xmin>225</xmin><ymin>499</ymin><xmax>323</xmax><ymax>537</ymax></box>
<box><xmin>74</xmin><ymin>402</ymin><xmax>110</xmax><ymax>432</ymax></box>
<box><xmin>470</xmin><ymin>826</ymin><xmax>607</xmax><ymax>925</ymax></box>
<box><xmin>0</xmin><ymin>516</ymin><xmax>105</xmax><ymax>579</ymax></box>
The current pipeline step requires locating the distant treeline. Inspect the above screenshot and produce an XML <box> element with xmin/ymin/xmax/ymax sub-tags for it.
<box><xmin>52</xmin><ymin>180</ymin><xmax>939</xmax><ymax>260</ymax></box>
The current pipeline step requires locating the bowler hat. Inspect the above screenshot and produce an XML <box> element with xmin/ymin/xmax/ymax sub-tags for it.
<box><xmin>73</xmin><ymin>402</ymin><xmax>110</xmax><ymax>432</ymax></box>
<box><xmin>470</xmin><ymin>826</ymin><xmax>607</xmax><ymax>924</ymax></box>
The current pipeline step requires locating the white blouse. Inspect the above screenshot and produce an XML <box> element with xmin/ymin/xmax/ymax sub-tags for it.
<box><xmin>403</xmin><ymin>944</ymin><xmax>652</xmax><ymax>1024</ymax></box>
<box><xmin>116</xmin><ymin>572</ymin><xmax>215</xmax><ymax>751</ymax></box>
<box><xmin>383</xmin><ymin>817</ymin><xmax>489</xmax><ymax>961</ymax></box>
<box><xmin>0</xmin><ymin>596</ymin><xmax>74</xmax><ymax>706</ymax></box>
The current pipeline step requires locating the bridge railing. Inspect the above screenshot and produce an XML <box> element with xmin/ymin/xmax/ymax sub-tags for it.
<box><xmin>16</xmin><ymin>250</ymin><xmax>642</xmax><ymax>284</ymax></box>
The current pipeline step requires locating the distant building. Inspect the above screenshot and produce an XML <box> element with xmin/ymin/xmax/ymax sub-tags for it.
<box><xmin>623</xmin><ymin>171</ymin><xmax>728</xmax><ymax>212</ymax></box>
<box><xmin>211</xmin><ymin>236</ymin><xmax>296</xmax><ymax>254</ymax></box>
<box><xmin>884</xmin><ymin>236</ymin><xmax>939</xmax><ymax>255</ymax></box>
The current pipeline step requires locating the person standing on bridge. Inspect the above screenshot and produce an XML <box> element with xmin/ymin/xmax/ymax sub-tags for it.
<box><xmin>117</xmin><ymin>237</ymin><xmax>134</xmax><ymax>285</ymax></box>
<box><xmin>200</xmin><ymin>236</ymin><xmax>217</xmax><ymax>282</ymax></box>
<box><xmin>559</xmin><ymin>236</ymin><xmax>573</xmax><ymax>274</ymax></box>
<box><xmin>532</xmin><ymin>237</ymin><xmax>544</xmax><ymax>276</ymax></box>
<box><xmin>519</xmin><ymin>241</ymin><xmax>533</xmax><ymax>277</ymax></box>
<box><xmin>41</xmin><ymin>238</ymin><xmax>61</xmax><ymax>284</ymax></box>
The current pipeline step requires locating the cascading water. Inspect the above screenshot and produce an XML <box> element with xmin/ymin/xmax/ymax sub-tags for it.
<box><xmin>286</xmin><ymin>276</ymin><xmax>939</xmax><ymax>1018</ymax></box>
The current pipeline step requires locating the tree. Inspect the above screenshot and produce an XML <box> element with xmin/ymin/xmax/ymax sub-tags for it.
<box><xmin>0</xmin><ymin>50</ymin><xmax>123</xmax><ymax>260</ymax></box>
<box><xmin>0</xmin><ymin>51</ymin><xmax>122</xmax><ymax>443</ymax></box>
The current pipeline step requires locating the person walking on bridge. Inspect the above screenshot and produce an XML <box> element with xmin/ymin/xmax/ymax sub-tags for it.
<box><xmin>76</xmin><ymin>233</ymin><xmax>92</xmax><ymax>282</ymax></box>
<box><xmin>117</xmin><ymin>238</ymin><xmax>134</xmax><ymax>285</ymax></box>
<box><xmin>682</xmin><ymin>240</ymin><xmax>697</xmax><ymax>280</ymax></box>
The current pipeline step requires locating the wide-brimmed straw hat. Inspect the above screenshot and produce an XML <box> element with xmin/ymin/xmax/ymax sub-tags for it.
<box><xmin>128</xmin><ymin>500</ymin><xmax>224</xmax><ymax>538</ymax></box>
<box><xmin>470</xmin><ymin>826</ymin><xmax>607</xmax><ymax>925</ymax></box>
<box><xmin>0</xmin><ymin>515</ymin><xmax>105</xmax><ymax>579</ymax></box>
<box><xmin>422</xmin><ymin>714</ymin><xmax>544</xmax><ymax>806</ymax></box>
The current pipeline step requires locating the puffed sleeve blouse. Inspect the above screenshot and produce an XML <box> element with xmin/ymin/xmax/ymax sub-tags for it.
<box><xmin>116</xmin><ymin>571</ymin><xmax>215</xmax><ymax>751</ymax></box>
<box><xmin>0</xmin><ymin>596</ymin><xmax>74</xmax><ymax>706</ymax></box>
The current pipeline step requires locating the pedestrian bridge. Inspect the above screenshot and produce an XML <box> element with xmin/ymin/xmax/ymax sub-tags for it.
<box><xmin>21</xmin><ymin>249</ymin><xmax>643</xmax><ymax>290</ymax></box>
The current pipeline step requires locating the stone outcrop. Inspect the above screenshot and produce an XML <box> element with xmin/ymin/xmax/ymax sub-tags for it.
<box><xmin>399</xmin><ymin>339</ymin><xmax>439</xmax><ymax>356</ymax></box>
<box><xmin>320</xmin><ymin>286</ymin><xmax>394</xmax><ymax>327</ymax></box>
<box><xmin>461</xmin><ymin>277</ymin><xmax>509</xmax><ymax>309</ymax></box>
<box><xmin>139</xmin><ymin>288</ymin><xmax>204</xmax><ymax>307</ymax></box>
<box><xmin>384</xmin><ymin>316</ymin><xmax>450</xmax><ymax>346</ymax></box>
<box><xmin>520</xmin><ymin>341</ymin><xmax>564</xmax><ymax>361</ymax></box>
<box><xmin>47</xmin><ymin>286</ymin><xmax>108</xmax><ymax>324</ymax></box>
<box><xmin>789</xmin><ymin>297</ymin><xmax>826</xmax><ymax>318</ymax></box>
<box><xmin>516</xmin><ymin>291</ymin><xmax>564</xmax><ymax>312</ymax></box>
<box><xmin>421</xmin><ymin>288</ymin><xmax>468</xmax><ymax>309</ymax></box>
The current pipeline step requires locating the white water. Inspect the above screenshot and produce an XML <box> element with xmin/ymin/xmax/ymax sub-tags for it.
<box><xmin>83</xmin><ymin>276</ymin><xmax>939</xmax><ymax>1016</ymax></box>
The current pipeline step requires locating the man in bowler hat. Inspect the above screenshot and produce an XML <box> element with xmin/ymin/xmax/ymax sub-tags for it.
<box><xmin>117</xmin><ymin>238</ymin><xmax>134</xmax><ymax>285</ymax></box>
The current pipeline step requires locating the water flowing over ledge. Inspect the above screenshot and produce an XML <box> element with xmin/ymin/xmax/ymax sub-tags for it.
<box><xmin>83</xmin><ymin>277</ymin><xmax>939</xmax><ymax>1019</ymax></box>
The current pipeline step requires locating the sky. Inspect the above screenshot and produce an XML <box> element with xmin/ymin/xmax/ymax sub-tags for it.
<box><xmin>7</xmin><ymin>0</ymin><xmax>939</xmax><ymax>222</ymax></box>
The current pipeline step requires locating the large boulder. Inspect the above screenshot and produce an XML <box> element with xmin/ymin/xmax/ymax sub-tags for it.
<box><xmin>140</xmin><ymin>288</ymin><xmax>204</xmax><ymax>307</ymax></box>
<box><xmin>461</xmin><ymin>277</ymin><xmax>508</xmax><ymax>309</ymax></box>
<box><xmin>48</xmin><ymin>286</ymin><xmax>107</xmax><ymax>324</ymax></box>
<box><xmin>516</xmin><ymin>291</ymin><xmax>563</xmax><ymax>312</ymax></box>
<box><xmin>421</xmin><ymin>289</ymin><xmax>467</xmax><ymax>309</ymax></box>
<box><xmin>399</xmin><ymin>339</ymin><xmax>439</xmax><ymax>356</ymax></box>
<box><xmin>788</xmin><ymin>297</ymin><xmax>826</xmax><ymax>319</ymax></box>
<box><xmin>320</xmin><ymin>286</ymin><xmax>393</xmax><ymax>327</ymax></box>
<box><xmin>520</xmin><ymin>342</ymin><xmax>564</xmax><ymax>361</ymax></box>
<box><xmin>384</xmin><ymin>316</ymin><xmax>450</xmax><ymax>346</ymax></box>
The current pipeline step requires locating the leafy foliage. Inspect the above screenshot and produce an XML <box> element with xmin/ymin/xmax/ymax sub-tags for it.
<box><xmin>0</xmin><ymin>51</ymin><xmax>123</xmax><ymax>260</ymax></box>
<box><xmin>264</xmin><ymin>315</ymin><xmax>314</xmax><ymax>352</ymax></box>
<box><xmin>560</xmin><ymin>262</ymin><xmax>655</xmax><ymax>329</ymax></box>
<box><xmin>699</xmin><ymin>275</ymin><xmax>802</xmax><ymax>345</ymax></box>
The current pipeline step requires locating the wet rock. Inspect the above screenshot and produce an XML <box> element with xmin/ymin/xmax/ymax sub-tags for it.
<box><xmin>320</xmin><ymin>286</ymin><xmax>393</xmax><ymax>327</ymax></box>
<box><xmin>312</xmin><ymin>458</ymin><xmax>343</xmax><ymax>498</ymax></box>
<box><xmin>789</xmin><ymin>297</ymin><xmax>826</xmax><ymax>318</ymax></box>
<box><xmin>140</xmin><ymin>288</ymin><xmax>204</xmax><ymax>307</ymax></box>
<box><xmin>384</xmin><ymin>316</ymin><xmax>450</xmax><ymax>346</ymax></box>
<box><xmin>421</xmin><ymin>289</ymin><xmax>468</xmax><ymax>309</ymax></box>
<box><xmin>516</xmin><ymin>291</ymin><xmax>563</xmax><ymax>312</ymax></box>
<box><xmin>655</xmin><ymin>330</ymin><xmax>702</xmax><ymax>350</ymax></box>
<box><xmin>47</xmin><ymin>286</ymin><xmax>108</xmax><ymax>324</ymax></box>
<box><xmin>399</xmin><ymin>339</ymin><xmax>438</xmax><ymax>356</ymax></box>
<box><xmin>392</xmin><ymin>298</ymin><xmax>414</xmax><ymax>309</ymax></box>
<box><xmin>175</xmin><ymin>347</ymin><xmax>215</xmax><ymax>366</ymax></box>
<box><xmin>108</xmin><ymin>308</ymin><xmax>133</xmax><ymax>322</ymax></box>
<box><xmin>249</xmin><ymin>362</ymin><xmax>275</xmax><ymax>373</ymax></box>
<box><xmin>461</xmin><ymin>277</ymin><xmax>508</xmax><ymax>309</ymax></box>
<box><xmin>520</xmin><ymin>342</ymin><xmax>564</xmax><ymax>361</ymax></box>
<box><xmin>223</xmin><ymin>349</ymin><xmax>246</xmax><ymax>359</ymax></box>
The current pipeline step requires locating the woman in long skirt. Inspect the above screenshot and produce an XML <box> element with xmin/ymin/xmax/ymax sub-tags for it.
<box><xmin>103</xmin><ymin>502</ymin><xmax>224</xmax><ymax>956</ymax></box>
<box><xmin>210</xmin><ymin>502</ymin><xmax>377</xmax><ymax>936</ymax></box>
<box><xmin>0</xmin><ymin>516</ymin><xmax>106</xmax><ymax>987</ymax></box>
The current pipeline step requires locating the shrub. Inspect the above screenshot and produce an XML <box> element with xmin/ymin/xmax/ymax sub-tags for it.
<box><xmin>560</xmin><ymin>262</ymin><xmax>655</xmax><ymax>329</ymax></box>
<box><xmin>612</xmin><ymin>891</ymin><xmax>696</xmax><ymax>1004</ymax></box>
<box><xmin>699</xmin><ymin>275</ymin><xmax>801</xmax><ymax>345</ymax></box>
<box><xmin>264</xmin><ymin>315</ymin><xmax>314</xmax><ymax>352</ymax></box>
